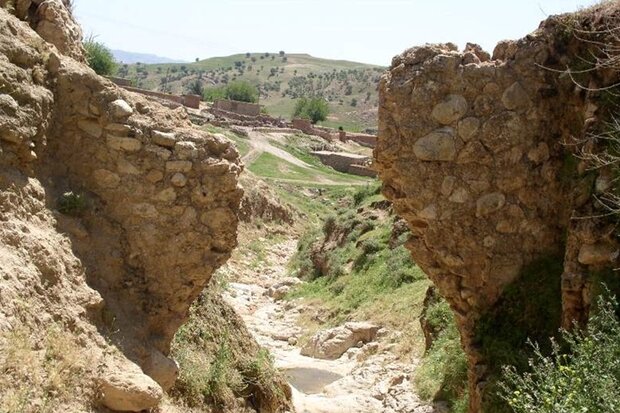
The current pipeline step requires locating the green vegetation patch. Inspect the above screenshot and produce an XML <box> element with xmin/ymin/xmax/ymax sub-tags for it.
<box><xmin>415</xmin><ymin>307</ymin><xmax>469</xmax><ymax>413</ymax></box>
<box><xmin>248</xmin><ymin>151</ymin><xmax>369</xmax><ymax>184</ymax></box>
<box><xmin>83</xmin><ymin>36</ymin><xmax>117</xmax><ymax>76</ymax></box>
<box><xmin>501</xmin><ymin>293</ymin><xmax>620</xmax><ymax>413</ymax></box>
<box><xmin>287</xmin><ymin>184</ymin><xmax>430</xmax><ymax>351</ymax></box>
<box><xmin>170</xmin><ymin>286</ymin><xmax>291</xmax><ymax>411</ymax></box>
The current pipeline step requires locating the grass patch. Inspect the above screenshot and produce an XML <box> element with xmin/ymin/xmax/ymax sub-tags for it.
<box><xmin>170</xmin><ymin>287</ymin><xmax>291</xmax><ymax>411</ymax></box>
<box><xmin>415</xmin><ymin>297</ymin><xmax>468</xmax><ymax>412</ymax></box>
<box><xmin>248</xmin><ymin>151</ymin><xmax>368</xmax><ymax>184</ymax></box>
<box><xmin>286</xmin><ymin>185</ymin><xmax>430</xmax><ymax>353</ymax></box>
<box><xmin>0</xmin><ymin>324</ymin><xmax>95</xmax><ymax>413</ymax></box>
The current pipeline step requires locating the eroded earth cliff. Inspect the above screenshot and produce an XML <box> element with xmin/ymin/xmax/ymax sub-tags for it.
<box><xmin>375</xmin><ymin>3</ymin><xmax>620</xmax><ymax>412</ymax></box>
<box><xmin>0</xmin><ymin>1</ymin><xmax>290</xmax><ymax>411</ymax></box>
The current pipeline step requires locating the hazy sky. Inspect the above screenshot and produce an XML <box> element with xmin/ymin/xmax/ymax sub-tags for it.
<box><xmin>74</xmin><ymin>0</ymin><xmax>599</xmax><ymax>66</ymax></box>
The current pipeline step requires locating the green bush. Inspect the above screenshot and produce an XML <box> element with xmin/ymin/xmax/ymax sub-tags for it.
<box><xmin>83</xmin><ymin>36</ymin><xmax>117</xmax><ymax>76</ymax></box>
<box><xmin>225</xmin><ymin>81</ymin><xmax>258</xmax><ymax>103</ymax></box>
<box><xmin>57</xmin><ymin>192</ymin><xmax>86</xmax><ymax>216</ymax></box>
<box><xmin>352</xmin><ymin>182</ymin><xmax>381</xmax><ymax>206</ymax></box>
<box><xmin>292</xmin><ymin>97</ymin><xmax>329</xmax><ymax>124</ymax></box>
<box><xmin>186</xmin><ymin>80</ymin><xmax>204</xmax><ymax>97</ymax></box>
<box><xmin>383</xmin><ymin>245</ymin><xmax>425</xmax><ymax>287</ymax></box>
<box><xmin>500</xmin><ymin>294</ymin><xmax>620</xmax><ymax>413</ymax></box>
<box><xmin>203</xmin><ymin>85</ymin><xmax>227</xmax><ymax>102</ymax></box>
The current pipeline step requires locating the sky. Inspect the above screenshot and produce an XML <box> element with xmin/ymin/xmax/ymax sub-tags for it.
<box><xmin>74</xmin><ymin>0</ymin><xmax>600</xmax><ymax>66</ymax></box>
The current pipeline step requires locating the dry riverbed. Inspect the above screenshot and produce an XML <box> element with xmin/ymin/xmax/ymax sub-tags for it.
<box><xmin>220</xmin><ymin>234</ymin><xmax>438</xmax><ymax>413</ymax></box>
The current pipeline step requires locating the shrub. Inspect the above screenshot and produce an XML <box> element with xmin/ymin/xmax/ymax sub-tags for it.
<box><xmin>352</xmin><ymin>182</ymin><xmax>381</xmax><ymax>206</ymax></box>
<box><xmin>57</xmin><ymin>191</ymin><xmax>86</xmax><ymax>216</ymax></box>
<box><xmin>225</xmin><ymin>81</ymin><xmax>258</xmax><ymax>103</ymax></box>
<box><xmin>501</xmin><ymin>293</ymin><xmax>620</xmax><ymax>413</ymax></box>
<box><xmin>186</xmin><ymin>80</ymin><xmax>204</xmax><ymax>97</ymax></box>
<box><xmin>83</xmin><ymin>36</ymin><xmax>117</xmax><ymax>76</ymax></box>
<box><xmin>292</xmin><ymin>97</ymin><xmax>329</xmax><ymax>124</ymax></box>
<box><xmin>384</xmin><ymin>245</ymin><xmax>425</xmax><ymax>287</ymax></box>
<box><xmin>322</xmin><ymin>214</ymin><xmax>337</xmax><ymax>236</ymax></box>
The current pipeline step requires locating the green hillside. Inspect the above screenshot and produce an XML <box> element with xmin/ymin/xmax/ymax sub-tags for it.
<box><xmin>118</xmin><ymin>53</ymin><xmax>385</xmax><ymax>132</ymax></box>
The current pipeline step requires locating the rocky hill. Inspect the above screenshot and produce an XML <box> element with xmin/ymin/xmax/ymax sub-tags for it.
<box><xmin>375</xmin><ymin>3</ymin><xmax>620</xmax><ymax>412</ymax></box>
<box><xmin>119</xmin><ymin>53</ymin><xmax>384</xmax><ymax>132</ymax></box>
<box><xmin>0</xmin><ymin>1</ymin><xmax>290</xmax><ymax>412</ymax></box>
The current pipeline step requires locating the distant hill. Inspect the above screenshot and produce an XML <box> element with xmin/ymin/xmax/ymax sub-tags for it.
<box><xmin>117</xmin><ymin>53</ymin><xmax>386</xmax><ymax>132</ymax></box>
<box><xmin>112</xmin><ymin>49</ymin><xmax>186</xmax><ymax>65</ymax></box>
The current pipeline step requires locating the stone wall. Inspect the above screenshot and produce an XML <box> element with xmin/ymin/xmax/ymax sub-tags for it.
<box><xmin>375</xmin><ymin>8</ymin><xmax>620</xmax><ymax>412</ymax></box>
<box><xmin>293</xmin><ymin>118</ymin><xmax>377</xmax><ymax>146</ymax></box>
<box><xmin>292</xmin><ymin>118</ymin><xmax>338</xmax><ymax>141</ymax></box>
<box><xmin>346</xmin><ymin>132</ymin><xmax>377</xmax><ymax>148</ymax></box>
<box><xmin>214</xmin><ymin>99</ymin><xmax>261</xmax><ymax>116</ymax></box>
<box><xmin>311</xmin><ymin>151</ymin><xmax>375</xmax><ymax>177</ymax></box>
<box><xmin>348</xmin><ymin>164</ymin><xmax>378</xmax><ymax>178</ymax></box>
<box><xmin>0</xmin><ymin>3</ymin><xmax>247</xmax><ymax>411</ymax></box>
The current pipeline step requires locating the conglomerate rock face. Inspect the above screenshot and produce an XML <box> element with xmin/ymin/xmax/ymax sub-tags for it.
<box><xmin>375</xmin><ymin>7</ymin><xmax>620</xmax><ymax>412</ymax></box>
<box><xmin>1</xmin><ymin>2</ymin><xmax>242</xmax><ymax>410</ymax></box>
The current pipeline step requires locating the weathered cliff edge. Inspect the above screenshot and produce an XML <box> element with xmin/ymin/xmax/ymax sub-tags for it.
<box><xmin>375</xmin><ymin>4</ymin><xmax>620</xmax><ymax>412</ymax></box>
<box><xmin>0</xmin><ymin>1</ymin><xmax>279</xmax><ymax>411</ymax></box>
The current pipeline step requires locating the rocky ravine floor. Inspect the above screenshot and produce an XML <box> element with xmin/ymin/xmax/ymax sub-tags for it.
<box><xmin>221</xmin><ymin>235</ymin><xmax>438</xmax><ymax>413</ymax></box>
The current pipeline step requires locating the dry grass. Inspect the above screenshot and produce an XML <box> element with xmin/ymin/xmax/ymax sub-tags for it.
<box><xmin>169</xmin><ymin>287</ymin><xmax>292</xmax><ymax>412</ymax></box>
<box><xmin>0</xmin><ymin>324</ymin><xmax>95</xmax><ymax>413</ymax></box>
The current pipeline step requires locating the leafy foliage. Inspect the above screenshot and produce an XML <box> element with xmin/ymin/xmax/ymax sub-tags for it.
<box><xmin>83</xmin><ymin>36</ymin><xmax>117</xmax><ymax>76</ymax></box>
<box><xmin>501</xmin><ymin>294</ymin><xmax>620</xmax><ymax>413</ymax></box>
<box><xmin>289</xmin><ymin>184</ymin><xmax>427</xmax><ymax>321</ymax></box>
<box><xmin>57</xmin><ymin>191</ymin><xmax>86</xmax><ymax>216</ymax></box>
<box><xmin>185</xmin><ymin>79</ymin><xmax>204</xmax><ymax>97</ymax></box>
<box><xmin>224</xmin><ymin>81</ymin><xmax>259</xmax><ymax>103</ymax></box>
<box><xmin>292</xmin><ymin>97</ymin><xmax>329</xmax><ymax>124</ymax></box>
<box><xmin>204</xmin><ymin>81</ymin><xmax>258</xmax><ymax>103</ymax></box>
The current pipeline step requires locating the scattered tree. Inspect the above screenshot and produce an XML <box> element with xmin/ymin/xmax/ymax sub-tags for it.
<box><xmin>292</xmin><ymin>97</ymin><xmax>329</xmax><ymax>124</ymax></box>
<box><xmin>224</xmin><ymin>81</ymin><xmax>259</xmax><ymax>103</ymax></box>
<box><xmin>83</xmin><ymin>36</ymin><xmax>117</xmax><ymax>76</ymax></box>
<box><xmin>203</xmin><ymin>85</ymin><xmax>227</xmax><ymax>102</ymax></box>
<box><xmin>186</xmin><ymin>80</ymin><xmax>204</xmax><ymax>97</ymax></box>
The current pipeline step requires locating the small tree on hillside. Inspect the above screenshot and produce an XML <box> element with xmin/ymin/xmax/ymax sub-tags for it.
<box><xmin>83</xmin><ymin>35</ymin><xmax>117</xmax><ymax>76</ymax></box>
<box><xmin>203</xmin><ymin>85</ymin><xmax>227</xmax><ymax>102</ymax></box>
<box><xmin>293</xmin><ymin>97</ymin><xmax>329</xmax><ymax>124</ymax></box>
<box><xmin>186</xmin><ymin>80</ymin><xmax>204</xmax><ymax>97</ymax></box>
<box><xmin>225</xmin><ymin>81</ymin><xmax>258</xmax><ymax>103</ymax></box>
